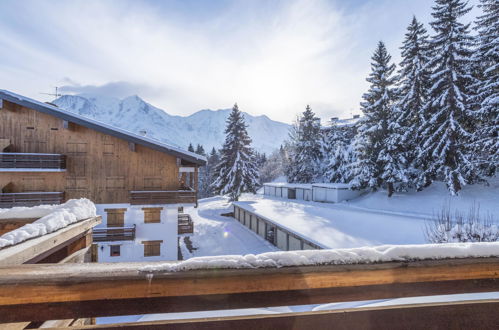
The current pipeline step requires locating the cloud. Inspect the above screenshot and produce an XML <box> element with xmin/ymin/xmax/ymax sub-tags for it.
<box><xmin>0</xmin><ymin>0</ymin><xmax>480</xmax><ymax>123</ymax></box>
<box><xmin>58</xmin><ymin>80</ymin><xmax>166</xmax><ymax>100</ymax></box>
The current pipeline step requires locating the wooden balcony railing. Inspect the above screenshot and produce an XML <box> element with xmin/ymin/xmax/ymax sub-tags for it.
<box><xmin>0</xmin><ymin>192</ymin><xmax>64</xmax><ymax>208</ymax></box>
<box><xmin>92</xmin><ymin>225</ymin><xmax>136</xmax><ymax>242</ymax></box>
<box><xmin>130</xmin><ymin>189</ymin><xmax>197</xmax><ymax>205</ymax></box>
<box><xmin>0</xmin><ymin>256</ymin><xmax>497</xmax><ymax>328</ymax></box>
<box><xmin>178</xmin><ymin>213</ymin><xmax>194</xmax><ymax>234</ymax></box>
<box><xmin>0</xmin><ymin>152</ymin><xmax>66</xmax><ymax>170</ymax></box>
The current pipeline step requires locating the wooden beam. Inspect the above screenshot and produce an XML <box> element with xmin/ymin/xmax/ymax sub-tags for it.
<box><xmin>59</xmin><ymin>300</ymin><xmax>499</xmax><ymax>330</ymax></box>
<box><xmin>0</xmin><ymin>98</ymin><xmax>3</xmax><ymax>109</ymax></box>
<box><xmin>0</xmin><ymin>216</ymin><xmax>101</xmax><ymax>266</ymax></box>
<box><xmin>129</xmin><ymin>142</ymin><xmax>136</xmax><ymax>152</ymax></box>
<box><xmin>0</xmin><ymin>257</ymin><xmax>497</xmax><ymax>322</ymax></box>
<box><xmin>0</xmin><ymin>218</ymin><xmax>38</xmax><ymax>235</ymax></box>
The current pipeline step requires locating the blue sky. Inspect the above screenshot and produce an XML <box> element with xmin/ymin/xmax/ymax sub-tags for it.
<box><xmin>0</xmin><ymin>0</ymin><xmax>479</xmax><ymax>123</ymax></box>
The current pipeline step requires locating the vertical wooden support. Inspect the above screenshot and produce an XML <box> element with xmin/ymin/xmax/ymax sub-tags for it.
<box><xmin>0</xmin><ymin>98</ymin><xmax>3</xmax><ymax>109</ymax></box>
<box><xmin>91</xmin><ymin>244</ymin><xmax>98</xmax><ymax>262</ymax></box>
<box><xmin>128</xmin><ymin>142</ymin><xmax>136</xmax><ymax>152</ymax></box>
<box><xmin>194</xmin><ymin>166</ymin><xmax>199</xmax><ymax>208</ymax></box>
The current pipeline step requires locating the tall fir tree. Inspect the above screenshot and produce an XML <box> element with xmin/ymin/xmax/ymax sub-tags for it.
<box><xmin>396</xmin><ymin>16</ymin><xmax>432</xmax><ymax>184</ymax></box>
<box><xmin>471</xmin><ymin>0</ymin><xmax>499</xmax><ymax>176</ymax></box>
<box><xmin>418</xmin><ymin>0</ymin><xmax>477</xmax><ymax>195</ymax></box>
<box><xmin>285</xmin><ymin>105</ymin><xmax>322</xmax><ymax>183</ymax></box>
<box><xmin>195</xmin><ymin>144</ymin><xmax>206</xmax><ymax>156</ymax></box>
<box><xmin>323</xmin><ymin>121</ymin><xmax>356</xmax><ymax>184</ymax></box>
<box><xmin>187</xmin><ymin>143</ymin><xmax>195</xmax><ymax>153</ymax></box>
<box><xmin>351</xmin><ymin>41</ymin><xmax>405</xmax><ymax>196</ymax></box>
<box><xmin>211</xmin><ymin>104</ymin><xmax>259</xmax><ymax>201</ymax></box>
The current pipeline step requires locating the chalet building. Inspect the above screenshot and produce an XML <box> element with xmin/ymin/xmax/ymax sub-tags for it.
<box><xmin>0</xmin><ymin>90</ymin><xmax>205</xmax><ymax>261</ymax></box>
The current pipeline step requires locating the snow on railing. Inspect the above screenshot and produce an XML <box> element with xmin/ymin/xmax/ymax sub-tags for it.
<box><xmin>140</xmin><ymin>242</ymin><xmax>499</xmax><ymax>273</ymax></box>
<box><xmin>0</xmin><ymin>199</ymin><xmax>96</xmax><ymax>249</ymax></box>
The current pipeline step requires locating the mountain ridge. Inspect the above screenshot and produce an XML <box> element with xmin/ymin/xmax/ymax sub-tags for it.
<box><xmin>53</xmin><ymin>94</ymin><xmax>290</xmax><ymax>154</ymax></box>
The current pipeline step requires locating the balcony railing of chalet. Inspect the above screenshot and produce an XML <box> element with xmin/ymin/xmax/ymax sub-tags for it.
<box><xmin>92</xmin><ymin>225</ymin><xmax>136</xmax><ymax>242</ymax></box>
<box><xmin>178</xmin><ymin>213</ymin><xmax>194</xmax><ymax>234</ymax></box>
<box><xmin>0</xmin><ymin>253</ymin><xmax>497</xmax><ymax>328</ymax></box>
<box><xmin>0</xmin><ymin>152</ymin><xmax>66</xmax><ymax>170</ymax></box>
<box><xmin>0</xmin><ymin>192</ymin><xmax>64</xmax><ymax>208</ymax></box>
<box><xmin>130</xmin><ymin>189</ymin><xmax>197</xmax><ymax>205</ymax></box>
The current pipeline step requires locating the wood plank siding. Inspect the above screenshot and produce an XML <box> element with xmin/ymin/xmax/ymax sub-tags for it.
<box><xmin>0</xmin><ymin>100</ymin><xmax>189</xmax><ymax>204</ymax></box>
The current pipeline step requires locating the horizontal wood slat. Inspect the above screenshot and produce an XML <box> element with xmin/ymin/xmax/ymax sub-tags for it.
<box><xmin>0</xmin><ymin>257</ymin><xmax>497</xmax><ymax>322</ymax></box>
<box><xmin>178</xmin><ymin>213</ymin><xmax>193</xmax><ymax>234</ymax></box>
<box><xmin>0</xmin><ymin>153</ymin><xmax>66</xmax><ymax>169</ymax></box>
<box><xmin>130</xmin><ymin>190</ymin><xmax>196</xmax><ymax>205</ymax></box>
<box><xmin>0</xmin><ymin>192</ymin><xmax>64</xmax><ymax>208</ymax></box>
<box><xmin>92</xmin><ymin>226</ymin><xmax>136</xmax><ymax>242</ymax></box>
<box><xmin>60</xmin><ymin>300</ymin><xmax>499</xmax><ymax>330</ymax></box>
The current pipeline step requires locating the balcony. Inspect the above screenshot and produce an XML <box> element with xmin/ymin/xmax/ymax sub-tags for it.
<box><xmin>0</xmin><ymin>153</ymin><xmax>66</xmax><ymax>171</ymax></box>
<box><xmin>0</xmin><ymin>192</ymin><xmax>64</xmax><ymax>208</ymax></box>
<box><xmin>130</xmin><ymin>189</ymin><xmax>197</xmax><ymax>205</ymax></box>
<box><xmin>178</xmin><ymin>213</ymin><xmax>194</xmax><ymax>234</ymax></box>
<box><xmin>92</xmin><ymin>225</ymin><xmax>136</xmax><ymax>242</ymax></box>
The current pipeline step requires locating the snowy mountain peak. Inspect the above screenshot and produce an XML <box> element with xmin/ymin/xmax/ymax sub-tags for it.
<box><xmin>53</xmin><ymin>94</ymin><xmax>290</xmax><ymax>154</ymax></box>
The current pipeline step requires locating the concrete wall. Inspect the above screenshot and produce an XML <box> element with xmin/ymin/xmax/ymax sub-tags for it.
<box><xmin>288</xmin><ymin>236</ymin><xmax>302</xmax><ymax>250</ymax></box>
<box><xmin>276</xmin><ymin>229</ymin><xmax>288</xmax><ymax>250</ymax></box>
<box><xmin>233</xmin><ymin>205</ymin><xmax>321</xmax><ymax>252</ymax></box>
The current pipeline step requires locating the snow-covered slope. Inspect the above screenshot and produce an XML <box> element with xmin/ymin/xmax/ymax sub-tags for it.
<box><xmin>53</xmin><ymin>94</ymin><xmax>290</xmax><ymax>154</ymax></box>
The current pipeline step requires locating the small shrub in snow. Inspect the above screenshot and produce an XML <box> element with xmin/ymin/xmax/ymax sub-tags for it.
<box><xmin>425</xmin><ymin>204</ymin><xmax>499</xmax><ymax>243</ymax></box>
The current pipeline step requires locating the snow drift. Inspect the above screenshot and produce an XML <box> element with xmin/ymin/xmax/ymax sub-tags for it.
<box><xmin>140</xmin><ymin>241</ymin><xmax>499</xmax><ymax>273</ymax></box>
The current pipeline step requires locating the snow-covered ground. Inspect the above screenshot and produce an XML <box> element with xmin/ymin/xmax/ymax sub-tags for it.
<box><xmin>179</xmin><ymin>197</ymin><xmax>277</xmax><ymax>259</ymax></box>
<box><xmin>346</xmin><ymin>178</ymin><xmax>499</xmax><ymax>219</ymax></box>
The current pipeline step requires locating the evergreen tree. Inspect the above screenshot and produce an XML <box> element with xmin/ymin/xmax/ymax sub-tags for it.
<box><xmin>418</xmin><ymin>0</ymin><xmax>477</xmax><ymax>195</ymax></box>
<box><xmin>195</xmin><ymin>144</ymin><xmax>206</xmax><ymax>156</ymax></box>
<box><xmin>285</xmin><ymin>105</ymin><xmax>322</xmax><ymax>183</ymax></box>
<box><xmin>211</xmin><ymin>104</ymin><xmax>259</xmax><ymax>201</ymax></box>
<box><xmin>472</xmin><ymin>0</ymin><xmax>499</xmax><ymax>176</ymax></box>
<box><xmin>323</xmin><ymin>121</ymin><xmax>356</xmax><ymax>183</ymax></box>
<box><xmin>187</xmin><ymin>143</ymin><xmax>195</xmax><ymax>153</ymax></box>
<box><xmin>351</xmin><ymin>41</ymin><xmax>404</xmax><ymax>196</ymax></box>
<box><xmin>397</xmin><ymin>16</ymin><xmax>432</xmax><ymax>184</ymax></box>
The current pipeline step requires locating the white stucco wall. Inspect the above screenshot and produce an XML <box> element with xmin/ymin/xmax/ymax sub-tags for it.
<box><xmin>95</xmin><ymin>203</ymin><xmax>178</xmax><ymax>262</ymax></box>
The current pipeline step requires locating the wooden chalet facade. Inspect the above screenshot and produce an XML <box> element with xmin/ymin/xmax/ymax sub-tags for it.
<box><xmin>0</xmin><ymin>90</ymin><xmax>205</xmax><ymax>261</ymax></box>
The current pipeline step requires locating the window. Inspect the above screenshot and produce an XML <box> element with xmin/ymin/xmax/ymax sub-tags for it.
<box><xmin>142</xmin><ymin>240</ymin><xmax>162</xmax><ymax>257</ymax></box>
<box><xmin>110</xmin><ymin>245</ymin><xmax>120</xmax><ymax>257</ymax></box>
<box><xmin>105</xmin><ymin>208</ymin><xmax>126</xmax><ymax>227</ymax></box>
<box><xmin>143</xmin><ymin>207</ymin><xmax>162</xmax><ymax>224</ymax></box>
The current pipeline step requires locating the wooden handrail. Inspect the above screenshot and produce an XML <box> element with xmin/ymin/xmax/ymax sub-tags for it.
<box><xmin>130</xmin><ymin>190</ymin><xmax>197</xmax><ymax>205</ymax></box>
<box><xmin>0</xmin><ymin>152</ymin><xmax>66</xmax><ymax>169</ymax></box>
<box><xmin>0</xmin><ymin>191</ymin><xmax>64</xmax><ymax>208</ymax></box>
<box><xmin>0</xmin><ymin>257</ymin><xmax>497</xmax><ymax>322</ymax></box>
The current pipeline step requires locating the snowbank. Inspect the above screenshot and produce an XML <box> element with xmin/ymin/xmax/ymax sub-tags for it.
<box><xmin>140</xmin><ymin>242</ymin><xmax>499</xmax><ymax>273</ymax></box>
<box><xmin>0</xmin><ymin>199</ymin><xmax>96</xmax><ymax>249</ymax></box>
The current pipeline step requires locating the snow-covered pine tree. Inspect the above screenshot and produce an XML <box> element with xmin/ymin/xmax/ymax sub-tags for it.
<box><xmin>285</xmin><ymin>105</ymin><xmax>323</xmax><ymax>183</ymax></box>
<box><xmin>351</xmin><ymin>41</ymin><xmax>405</xmax><ymax>196</ymax></box>
<box><xmin>418</xmin><ymin>0</ymin><xmax>477</xmax><ymax>195</ymax></box>
<box><xmin>471</xmin><ymin>0</ymin><xmax>498</xmax><ymax>176</ymax></box>
<box><xmin>323</xmin><ymin>120</ymin><xmax>356</xmax><ymax>183</ymax></box>
<box><xmin>187</xmin><ymin>143</ymin><xmax>195</xmax><ymax>153</ymax></box>
<box><xmin>195</xmin><ymin>144</ymin><xmax>206</xmax><ymax>156</ymax></box>
<box><xmin>211</xmin><ymin>104</ymin><xmax>259</xmax><ymax>201</ymax></box>
<box><xmin>396</xmin><ymin>16</ymin><xmax>432</xmax><ymax>185</ymax></box>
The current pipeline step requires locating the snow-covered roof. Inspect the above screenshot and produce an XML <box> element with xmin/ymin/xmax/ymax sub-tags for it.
<box><xmin>312</xmin><ymin>183</ymin><xmax>352</xmax><ymax>189</ymax></box>
<box><xmin>0</xmin><ymin>199</ymin><xmax>97</xmax><ymax>249</ymax></box>
<box><xmin>0</xmin><ymin>90</ymin><xmax>206</xmax><ymax>165</ymax></box>
<box><xmin>263</xmin><ymin>182</ymin><xmax>312</xmax><ymax>189</ymax></box>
